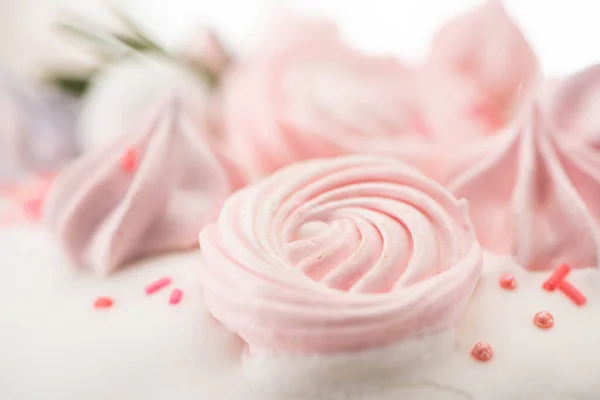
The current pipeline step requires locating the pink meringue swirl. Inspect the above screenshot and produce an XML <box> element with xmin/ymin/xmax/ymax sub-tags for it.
<box><xmin>199</xmin><ymin>156</ymin><xmax>482</xmax><ymax>354</ymax></box>
<box><xmin>46</xmin><ymin>98</ymin><xmax>243</xmax><ymax>273</ymax></box>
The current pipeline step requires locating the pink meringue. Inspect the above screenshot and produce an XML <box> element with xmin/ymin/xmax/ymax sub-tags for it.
<box><xmin>78</xmin><ymin>55</ymin><xmax>213</xmax><ymax>152</ymax></box>
<box><xmin>199</xmin><ymin>155</ymin><xmax>482</xmax><ymax>354</ymax></box>
<box><xmin>428</xmin><ymin>0</ymin><xmax>538</xmax><ymax>112</ymax></box>
<box><xmin>45</xmin><ymin>98</ymin><xmax>243</xmax><ymax>274</ymax></box>
<box><xmin>222</xmin><ymin>15</ymin><xmax>411</xmax><ymax>182</ymax></box>
<box><xmin>0</xmin><ymin>70</ymin><xmax>78</xmax><ymax>182</ymax></box>
<box><xmin>450</xmin><ymin>64</ymin><xmax>600</xmax><ymax>270</ymax></box>
<box><xmin>222</xmin><ymin>1</ymin><xmax>537</xmax><ymax>183</ymax></box>
<box><xmin>184</xmin><ymin>26</ymin><xmax>232</xmax><ymax>77</ymax></box>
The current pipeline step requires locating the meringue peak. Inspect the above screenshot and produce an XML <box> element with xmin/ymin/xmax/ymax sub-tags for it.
<box><xmin>450</xmin><ymin>65</ymin><xmax>600</xmax><ymax>270</ymax></box>
<box><xmin>46</xmin><ymin>96</ymin><xmax>242</xmax><ymax>273</ymax></box>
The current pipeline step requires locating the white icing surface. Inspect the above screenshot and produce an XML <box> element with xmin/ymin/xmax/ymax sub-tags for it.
<box><xmin>0</xmin><ymin>225</ymin><xmax>251</xmax><ymax>400</ymax></box>
<box><xmin>2</xmin><ymin>224</ymin><xmax>600</xmax><ymax>400</ymax></box>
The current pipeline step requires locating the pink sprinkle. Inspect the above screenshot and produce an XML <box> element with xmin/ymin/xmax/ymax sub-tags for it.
<box><xmin>543</xmin><ymin>264</ymin><xmax>572</xmax><ymax>291</ymax></box>
<box><xmin>169</xmin><ymin>289</ymin><xmax>183</xmax><ymax>305</ymax></box>
<box><xmin>533</xmin><ymin>311</ymin><xmax>554</xmax><ymax>329</ymax></box>
<box><xmin>23</xmin><ymin>198</ymin><xmax>44</xmax><ymax>221</ymax></box>
<box><xmin>94</xmin><ymin>297</ymin><xmax>114</xmax><ymax>309</ymax></box>
<box><xmin>471</xmin><ymin>342</ymin><xmax>493</xmax><ymax>362</ymax></box>
<box><xmin>558</xmin><ymin>280</ymin><xmax>587</xmax><ymax>307</ymax></box>
<box><xmin>145</xmin><ymin>277</ymin><xmax>172</xmax><ymax>295</ymax></box>
<box><xmin>121</xmin><ymin>148</ymin><xmax>138</xmax><ymax>173</ymax></box>
<box><xmin>499</xmin><ymin>274</ymin><xmax>517</xmax><ymax>290</ymax></box>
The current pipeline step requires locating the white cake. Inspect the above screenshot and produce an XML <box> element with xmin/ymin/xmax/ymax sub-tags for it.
<box><xmin>1</xmin><ymin>222</ymin><xmax>599</xmax><ymax>400</ymax></box>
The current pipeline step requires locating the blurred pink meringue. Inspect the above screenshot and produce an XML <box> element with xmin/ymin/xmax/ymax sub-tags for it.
<box><xmin>0</xmin><ymin>173</ymin><xmax>55</xmax><ymax>225</ymax></box>
<box><xmin>46</xmin><ymin>98</ymin><xmax>243</xmax><ymax>273</ymax></box>
<box><xmin>48</xmin><ymin>28</ymin><xmax>242</xmax><ymax>273</ymax></box>
<box><xmin>412</xmin><ymin>0</ymin><xmax>539</xmax><ymax>145</ymax></box>
<box><xmin>78</xmin><ymin>54</ymin><xmax>213</xmax><ymax>152</ymax></box>
<box><xmin>184</xmin><ymin>25</ymin><xmax>232</xmax><ymax>77</ymax></box>
<box><xmin>78</xmin><ymin>26</ymin><xmax>231</xmax><ymax>152</ymax></box>
<box><xmin>0</xmin><ymin>70</ymin><xmax>78</xmax><ymax>182</ymax></box>
<box><xmin>428</xmin><ymin>0</ymin><xmax>538</xmax><ymax>112</ymax></box>
<box><xmin>450</xmin><ymin>64</ymin><xmax>600</xmax><ymax>270</ymax></box>
<box><xmin>221</xmin><ymin>0</ymin><xmax>539</xmax><ymax>183</ymax></box>
<box><xmin>222</xmin><ymin>16</ymin><xmax>411</xmax><ymax>182</ymax></box>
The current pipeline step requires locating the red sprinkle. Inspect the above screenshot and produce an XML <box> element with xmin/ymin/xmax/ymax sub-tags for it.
<box><xmin>559</xmin><ymin>280</ymin><xmax>587</xmax><ymax>306</ymax></box>
<box><xmin>542</xmin><ymin>264</ymin><xmax>572</xmax><ymax>291</ymax></box>
<box><xmin>120</xmin><ymin>148</ymin><xmax>138</xmax><ymax>173</ymax></box>
<box><xmin>471</xmin><ymin>342</ymin><xmax>493</xmax><ymax>362</ymax></box>
<box><xmin>499</xmin><ymin>274</ymin><xmax>517</xmax><ymax>290</ymax></box>
<box><xmin>23</xmin><ymin>198</ymin><xmax>44</xmax><ymax>221</ymax></box>
<box><xmin>533</xmin><ymin>311</ymin><xmax>554</xmax><ymax>329</ymax></box>
<box><xmin>94</xmin><ymin>297</ymin><xmax>114</xmax><ymax>309</ymax></box>
<box><xmin>169</xmin><ymin>289</ymin><xmax>183</xmax><ymax>305</ymax></box>
<box><xmin>145</xmin><ymin>277</ymin><xmax>172</xmax><ymax>295</ymax></box>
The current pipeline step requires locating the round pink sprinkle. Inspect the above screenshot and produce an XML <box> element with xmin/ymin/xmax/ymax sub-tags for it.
<box><xmin>471</xmin><ymin>342</ymin><xmax>493</xmax><ymax>362</ymax></box>
<box><xmin>534</xmin><ymin>311</ymin><xmax>554</xmax><ymax>329</ymax></box>
<box><xmin>121</xmin><ymin>148</ymin><xmax>138</xmax><ymax>173</ymax></box>
<box><xmin>169</xmin><ymin>289</ymin><xmax>183</xmax><ymax>305</ymax></box>
<box><xmin>499</xmin><ymin>274</ymin><xmax>517</xmax><ymax>290</ymax></box>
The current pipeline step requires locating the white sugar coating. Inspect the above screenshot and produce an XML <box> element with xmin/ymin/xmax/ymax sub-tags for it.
<box><xmin>1</xmin><ymin>225</ymin><xmax>600</xmax><ymax>400</ymax></box>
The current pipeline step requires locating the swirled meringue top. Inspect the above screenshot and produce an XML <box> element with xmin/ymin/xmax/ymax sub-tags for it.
<box><xmin>450</xmin><ymin>64</ymin><xmax>600</xmax><ymax>270</ymax></box>
<box><xmin>45</xmin><ymin>98</ymin><xmax>243</xmax><ymax>274</ymax></box>
<box><xmin>199</xmin><ymin>156</ymin><xmax>482</xmax><ymax>354</ymax></box>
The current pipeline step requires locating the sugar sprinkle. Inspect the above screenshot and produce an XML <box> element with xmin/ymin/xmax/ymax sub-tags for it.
<box><xmin>169</xmin><ymin>289</ymin><xmax>183</xmax><ymax>305</ymax></box>
<box><xmin>145</xmin><ymin>277</ymin><xmax>172</xmax><ymax>295</ymax></box>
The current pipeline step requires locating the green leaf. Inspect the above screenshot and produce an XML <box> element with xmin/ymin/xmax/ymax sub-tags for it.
<box><xmin>57</xmin><ymin>22</ymin><xmax>108</xmax><ymax>45</ymax></box>
<box><xmin>181</xmin><ymin>56</ymin><xmax>220</xmax><ymax>88</ymax></box>
<box><xmin>56</xmin><ymin>22</ymin><xmax>128</xmax><ymax>58</ymax></box>
<box><xmin>45</xmin><ymin>73</ymin><xmax>92</xmax><ymax>98</ymax></box>
<box><xmin>114</xmin><ymin>33</ymin><xmax>153</xmax><ymax>52</ymax></box>
<box><xmin>111</xmin><ymin>8</ymin><xmax>165</xmax><ymax>54</ymax></box>
<box><xmin>49</xmin><ymin>9</ymin><xmax>224</xmax><ymax>98</ymax></box>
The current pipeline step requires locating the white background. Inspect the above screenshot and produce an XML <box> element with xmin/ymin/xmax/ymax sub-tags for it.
<box><xmin>0</xmin><ymin>0</ymin><xmax>599</xmax><ymax>78</ymax></box>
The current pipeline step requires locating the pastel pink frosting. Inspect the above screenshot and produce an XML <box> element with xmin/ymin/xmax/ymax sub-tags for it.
<box><xmin>45</xmin><ymin>98</ymin><xmax>243</xmax><ymax>273</ymax></box>
<box><xmin>199</xmin><ymin>156</ymin><xmax>482</xmax><ymax>354</ymax></box>
<box><xmin>450</xmin><ymin>64</ymin><xmax>600</xmax><ymax>270</ymax></box>
<box><xmin>222</xmin><ymin>0</ymin><xmax>537</xmax><ymax>183</ymax></box>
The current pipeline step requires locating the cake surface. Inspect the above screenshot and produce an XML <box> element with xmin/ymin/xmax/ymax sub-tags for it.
<box><xmin>2</xmin><ymin>223</ymin><xmax>599</xmax><ymax>400</ymax></box>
